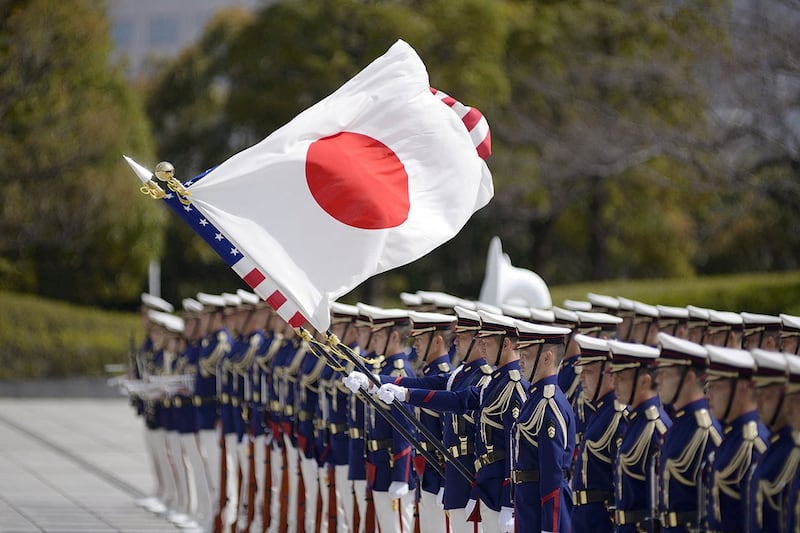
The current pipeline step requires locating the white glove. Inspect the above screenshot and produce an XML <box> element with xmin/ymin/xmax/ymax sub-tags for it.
<box><xmin>498</xmin><ymin>507</ymin><xmax>514</xmax><ymax>532</ymax></box>
<box><xmin>388</xmin><ymin>481</ymin><xmax>409</xmax><ymax>499</ymax></box>
<box><xmin>464</xmin><ymin>498</ymin><xmax>476</xmax><ymax>517</ymax></box>
<box><xmin>377</xmin><ymin>383</ymin><xmax>406</xmax><ymax>404</ymax></box>
<box><xmin>343</xmin><ymin>371</ymin><xmax>370</xmax><ymax>393</ymax></box>
<box><xmin>436</xmin><ymin>487</ymin><xmax>445</xmax><ymax>509</ymax></box>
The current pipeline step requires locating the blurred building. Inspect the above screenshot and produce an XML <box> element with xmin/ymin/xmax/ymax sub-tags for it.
<box><xmin>105</xmin><ymin>0</ymin><xmax>265</xmax><ymax>78</ymax></box>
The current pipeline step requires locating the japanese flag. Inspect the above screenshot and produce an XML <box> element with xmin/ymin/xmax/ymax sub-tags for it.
<box><xmin>132</xmin><ymin>39</ymin><xmax>493</xmax><ymax>332</ymax></box>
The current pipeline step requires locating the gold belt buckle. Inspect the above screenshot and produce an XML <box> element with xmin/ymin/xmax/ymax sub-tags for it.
<box><xmin>193</xmin><ymin>396</ymin><xmax>202</xmax><ymax>407</ymax></box>
<box><xmin>173</xmin><ymin>397</ymin><xmax>182</xmax><ymax>408</ymax></box>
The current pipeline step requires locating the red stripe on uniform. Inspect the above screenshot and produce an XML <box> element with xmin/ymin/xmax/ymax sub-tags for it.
<box><xmin>394</xmin><ymin>376</ymin><xmax>403</xmax><ymax>385</ymax></box>
<box><xmin>542</xmin><ymin>487</ymin><xmax>560</xmax><ymax>532</ymax></box>
<box><xmin>266</xmin><ymin>290</ymin><xmax>286</xmax><ymax>310</ymax></box>
<box><xmin>423</xmin><ymin>390</ymin><xmax>436</xmax><ymax>403</ymax></box>
<box><xmin>441</xmin><ymin>95</ymin><xmax>457</xmax><ymax>107</ymax></box>
<box><xmin>461</xmin><ymin>108</ymin><xmax>482</xmax><ymax>131</ymax></box>
<box><xmin>243</xmin><ymin>267</ymin><xmax>266</xmax><ymax>288</ymax></box>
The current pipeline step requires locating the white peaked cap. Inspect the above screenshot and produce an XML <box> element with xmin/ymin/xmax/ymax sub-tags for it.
<box><xmin>141</xmin><ymin>293</ymin><xmax>174</xmax><ymax>313</ymax></box>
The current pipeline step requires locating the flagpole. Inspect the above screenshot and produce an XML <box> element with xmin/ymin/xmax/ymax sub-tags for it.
<box><xmin>299</xmin><ymin>331</ymin><xmax>448</xmax><ymax>480</ymax></box>
<box><xmin>304</xmin><ymin>331</ymin><xmax>474</xmax><ymax>483</ymax></box>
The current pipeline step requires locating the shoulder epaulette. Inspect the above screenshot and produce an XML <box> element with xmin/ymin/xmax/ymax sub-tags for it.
<box><xmin>614</xmin><ymin>399</ymin><xmax>627</xmax><ymax>413</ymax></box>
<box><xmin>645</xmin><ymin>405</ymin><xmax>660</xmax><ymax>421</ymax></box>
<box><xmin>509</xmin><ymin>369</ymin><xmax>521</xmax><ymax>382</ymax></box>
<box><xmin>744</xmin><ymin>420</ymin><xmax>767</xmax><ymax>453</ymax></box>
<box><xmin>393</xmin><ymin>358</ymin><xmax>405</xmax><ymax>370</ymax></box>
<box><xmin>480</xmin><ymin>364</ymin><xmax>493</xmax><ymax>375</ymax></box>
<box><xmin>543</xmin><ymin>383</ymin><xmax>555</xmax><ymax>399</ymax></box>
<box><xmin>695</xmin><ymin>408</ymin><xmax>712</xmax><ymax>429</ymax></box>
<box><xmin>438</xmin><ymin>362</ymin><xmax>452</xmax><ymax>373</ymax></box>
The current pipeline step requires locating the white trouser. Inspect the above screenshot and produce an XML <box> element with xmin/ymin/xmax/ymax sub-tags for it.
<box><xmin>197</xmin><ymin>428</ymin><xmax>221</xmax><ymax>529</ymax></box>
<box><xmin>299</xmin><ymin>456</ymin><xmax>320</xmax><ymax>533</ymax></box>
<box><xmin>250</xmin><ymin>434</ymin><xmax>267</xmax><ymax>533</ymax></box>
<box><xmin>352</xmin><ymin>479</ymin><xmax>368</xmax><ymax>533</ymax></box>
<box><xmin>334</xmin><ymin>465</ymin><xmax>352</xmax><ymax>533</ymax></box>
<box><xmin>317</xmin><ymin>466</ymin><xmax>331</xmax><ymax>533</ymax></box>
<box><xmin>152</xmin><ymin>428</ymin><xmax>177</xmax><ymax>509</ymax></box>
<box><xmin>236</xmin><ymin>436</ymin><xmax>253</xmax><ymax>532</ymax></box>
<box><xmin>448</xmin><ymin>507</ymin><xmax>483</xmax><ymax>533</ymax></box>
<box><xmin>479</xmin><ymin>506</ymin><xmax>500</xmax><ymax>533</ymax></box>
<box><xmin>143</xmin><ymin>427</ymin><xmax>163</xmax><ymax>501</ymax></box>
<box><xmin>166</xmin><ymin>430</ymin><xmax>189</xmax><ymax>513</ymax></box>
<box><xmin>372</xmin><ymin>490</ymin><xmax>415</xmax><ymax>533</ymax></box>
<box><xmin>180</xmin><ymin>433</ymin><xmax>212</xmax><ymax>524</ymax></box>
<box><xmin>222</xmin><ymin>433</ymin><xmax>240</xmax><ymax>531</ymax></box>
<box><xmin>266</xmin><ymin>444</ymin><xmax>283</xmax><ymax>533</ymax></box>
<box><xmin>282</xmin><ymin>434</ymin><xmax>299</xmax><ymax>533</ymax></box>
<box><xmin>418</xmin><ymin>490</ymin><xmax>450</xmax><ymax>533</ymax></box>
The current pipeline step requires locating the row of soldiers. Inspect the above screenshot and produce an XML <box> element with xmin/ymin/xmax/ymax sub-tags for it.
<box><xmin>127</xmin><ymin>288</ymin><xmax>800</xmax><ymax>533</ymax></box>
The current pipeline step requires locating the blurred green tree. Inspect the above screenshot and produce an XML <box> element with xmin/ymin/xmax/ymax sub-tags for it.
<box><xmin>0</xmin><ymin>0</ymin><xmax>164</xmax><ymax>306</ymax></box>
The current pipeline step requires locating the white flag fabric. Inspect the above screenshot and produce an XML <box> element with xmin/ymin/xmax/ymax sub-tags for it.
<box><xmin>155</xmin><ymin>40</ymin><xmax>493</xmax><ymax>331</ymax></box>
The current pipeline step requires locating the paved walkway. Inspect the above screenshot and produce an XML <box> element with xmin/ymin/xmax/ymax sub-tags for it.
<box><xmin>0</xmin><ymin>398</ymin><xmax>180</xmax><ymax>532</ymax></box>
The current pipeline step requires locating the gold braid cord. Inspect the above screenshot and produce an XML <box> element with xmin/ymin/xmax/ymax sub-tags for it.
<box><xmin>755</xmin><ymin>445</ymin><xmax>800</xmax><ymax>529</ymax></box>
<box><xmin>711</xmin><ymin>420</ymin><xmax>766</xmax><ymax>518</ymax></box>
<box><xmin>662</xmin><ymin>409</ymin><xmax>720</xmax><ymax>509</ymax></box>
<box><xmin>200</xmin><ymin>331</ymin><xmax>231</xmax><ymax>378</ymax></box>
<box><xmin>582</xmin><ymin>406</ymin><xmax>626</xmax><ymax>487</ymax></box>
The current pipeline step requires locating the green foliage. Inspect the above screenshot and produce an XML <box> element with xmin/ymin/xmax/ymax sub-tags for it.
<box><xmin>0</xmin><ymin>291</ymin><xmax>140</xmax><ymax>379</ymax></box>
<box><xmin>550</xmin><ymin>270</ymin><xmax>800</xmax><ymax>316</ymax></box>
<box><xmin>0</xmin><ymin>0</ymin><xmax>164</xmax><ymax>306</ymax></box>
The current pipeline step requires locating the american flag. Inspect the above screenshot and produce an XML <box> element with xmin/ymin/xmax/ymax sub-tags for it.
<box><xmin>127</xmin><ymin>158</ymin><xmax>309</xmax><ymax>329</ymax></box>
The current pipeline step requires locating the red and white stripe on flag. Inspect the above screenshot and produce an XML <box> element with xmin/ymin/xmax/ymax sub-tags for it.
<box><xmin>430</xmin><ymin>88</ymin><xmax>491</xmax><ymax>161</ymax></box>
<box><xmin>185</xmin><ymin>40</ymin><xmax>494</xmax><ymax>332</ymax></box>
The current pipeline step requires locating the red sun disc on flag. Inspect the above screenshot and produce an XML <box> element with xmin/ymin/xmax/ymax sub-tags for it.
<box><xmin>306</xmin><ymin>132</ymin><xmax>410</xmax><ymax>230</ymax></box>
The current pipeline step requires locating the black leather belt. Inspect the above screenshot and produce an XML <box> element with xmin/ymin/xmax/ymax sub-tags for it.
<box><xmin>366</xmin><ymin>438</ymin><xmax>393</xmax><ymax>452</ymax></box>
<box><xmin>474</xmin><ymin>449</ymin><xmax>505</xmax><ymax>471</ymax></box>
<box><xmin>329</xmin><ymin>423</ymin><xmax>348</xmax><ymax>434</ymax></box>
<box><xmin>661</xmin><ymin>511</ymin><xmax>697</xmax><ymax>529</ymax></box>
<box><xmin>615</xmin><ymin>509</ymin><xmax>648</xmax><ymax>525</ymax></box>
<box><xmin>192</xmin><ymin>395</ymin><xmax>217</xmax><ymax>407</ymax></box>
<box><xmin>447</xmin><ymin>440</ymin><xmax>474</xmax><ymax>458</ymax></box>
<box><xmin>573</xmin><ymin>489</ymin><xmax>612</xmax><ymax>506</ymax></box>
<box><xmin>511</xmin><ymin>469</ymin><xmax>539</xmax><ymax>483</ymax></box>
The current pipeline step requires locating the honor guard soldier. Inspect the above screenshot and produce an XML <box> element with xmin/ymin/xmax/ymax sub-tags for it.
<box><xmin>194</xmin><ymin>292</ymin><xmax>231</xmax><ymax>528</ymax></box>
<box><xmin>780</xmin><ymin>314</ymin><xmax>800</xmax><ymax>355</ymax></box>
<box><xmin>510</xmin><ymin>320</ymin><xmax>574</xmax><ymax>533</ymax></box>
<box><xmin>572</xmin><ymin>312</ymin><xmax>624</xmax><ymax>454</ymax></box>
<box><xmin>782</xmin><ymin>351</ymin><xmax>800</xmax><ymax>533</ymax></box>
<box><xmin>276</xmin><ymin>321</ymin><xmax>306</xmax><ymax>533</ymax></box>
<box><xmin>685</xmin><ymin>306</ymin><xmax>712</xmax><ymax>344</ymax></box>
<box><xmin>135</xmin><ymin>293</ymin><xmax>174</xmax><ymax>515</ymax></box>
<box><xmin>654</xmin><ymin>333</ymin><xmax>721</xmax><ymax>533</ymax></box>
<box><xmin>747</xmin><ymin>349</ymin><xmax>800</xmax><ymax>533</ymax></box>
<box><xmin>552</xmin><ymin>307</ymin><xmax>583</xmax><ymax>430</ymax></box>
<box><xmin>656</xmin><ymin>305</ymin><xmax>690</xmax><ymax>340</ymax></box>
<box><xmin>383</xmin><ymin>304</ymin><xmax>492</xmax><ymax>533</ymax></box>
<box><xmin>325</xmin><ymin>303</ymin><xmax>361</xmax><ymax>532</ymax></box>
<box><xmin>378</xmin><ymin>310</ymin><xmax>529</xmax><ymax>533</ymax></box>
<box><xmin>607</xmin><ymin>339</ymin><xmax>671</xmax><ymax>533</ymax></box>
<box><xmin>629</xmin><ymin>301</ymin><xmax>660</xmax><ymax>346</ymax></box>
<box><xmin>247</xmin><ymin>300</ymin><xmax>280</xmax><ymax>533</ymax></box>
<box><xmin>297</xmin><ymin>327</ymin><xmax>330</xmax><ymax>533</ymax></box>
<box><xmin>176</xmin><ymin>297</ymin><xmax>212</xmax><ymax>532</ymax></box>
<box><xmin>705</xmin><ymin>310</ymin><xmax>744</xmax><ymax>349</ymax></box>
<box><xmin>740</xmin><ymin>312</ymin><xmax>782</xmax><ymax>350</ymax></box>
<box><xmin>389</xmin><ymin>310</ymin><xmax>456</xmax><ymax>533</ymax></box>
<box><xmin>217</xmin><ymin>291</ymin><xmax>247</xmax><ymax>531</ymax></box>
<box><xmin>702</xmin><ymin>345</ymin><xmax>767</xmax><ymax>533</ymax></box>
<box><xmin>571</xmin><ymin>334</ymin><xmax>627</xmax><ymax>533</ymax></box>
<box><xmin>344</xmin><ymin>307</ymin><xmax>417</xmax><ymax>533</ymax></box>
